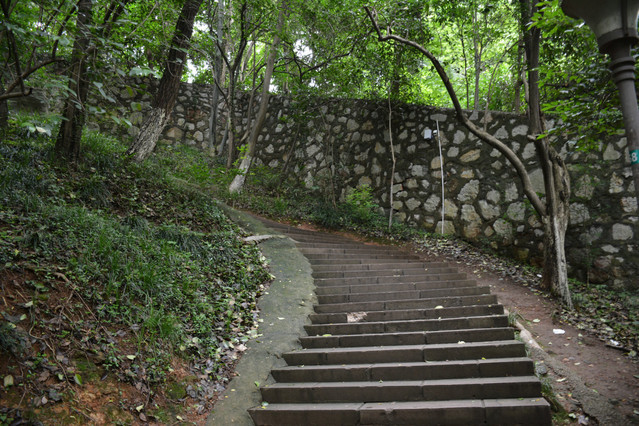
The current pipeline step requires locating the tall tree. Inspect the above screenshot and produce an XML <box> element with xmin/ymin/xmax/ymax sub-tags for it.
<box><xmin>54</xmin><ymin>0</ymin><xmax>94</xmax><ymax>162</ymax></box>
<box><xmin>54</xmin><ymin>0</ymin><xmax>132</xmax><ymax>161</ymax></box>
<box><xmin>365</xmin><ymin>5</ymin><xmax>573</xmax><ymax>308</ymax></box>
<box><xmin>0</xmin><ymin>1</ymin><xmax>75</xmax><ymax>128</ymax></box>
<box><xmin>228</xmin><ymin>0</ymin><xmax>286</xmax><ymax>193</ymax></box>
<box><xmin>519</xmin><ymin>0</ymin><xmax>571</xmax><ymax>306</ymax></box>
<box><xmin>126</xmin><ymin>0</ymin><xmax>204</xmax><ymax>162</ymax></box>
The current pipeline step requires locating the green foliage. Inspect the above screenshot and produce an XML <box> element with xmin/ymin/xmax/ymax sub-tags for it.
<box><xmin>344</xmin><ymin>185</ymin><xmax>379</xmax><ymax>225</ymax></box>
<box><xmin>533</xmin><ymin>0</ymin><xmax>624</xmax><ymax>148</ymax></box>
<box><xmin>0</xmin><ymin>125</ymin><xmax>271</xmax><ymax>387</ymax></box>
<box><xmin>215</xmin><ymin>164</ymin><xmax>420</xmax><ymax>242</ymax></box>
<box><xmin>6</xmin><ymin>112</ymin><xmax>61</xmax><ymax>139</ymax></box>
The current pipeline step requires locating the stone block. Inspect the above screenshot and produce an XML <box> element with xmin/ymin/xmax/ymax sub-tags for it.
<box><xmin>479</xmin><ymin>200</ymin><xmax>500</xmax><ymax>220</ymax></box>
<box><xmin>444</xmin><ymin>199</ymin><xmax>458</xmax><ymax>218</ymax></box>
<box><xmin>603</xmin><ymin>143</ymin><xmax>621</xmax><ymax>161</ymax></box>
<box><xmin>460</xmin><ymin>149</ymin><xmax>481</xmax><ymax>163</ymax></box>
<box><xmin>569</xmin><ymin>203</ymin><xmax>590</xmax><ymax>225</ymax></box>
<box><xmin>612</xmin><ymin>224</ymin><xmax>633</xmax><ymax>240</ymax></box>
<box><xmin>431</xmin><ymin>156</ymin><xmax>442</xmax><ymax>169</ymax></box>
<box><xmin>411</xmin><ymin>164</ymin><xmax>426</xmax><ymax>177</ymax></box>
<box><xmin>424</xmin><ymin>194</ymin><xmax>440</xmax><ymax>213</ymax></box>
<box><xmin>506</xmin><ymin>202</ymin><xmax>526</xmax><ymax>222</ymax></box>
<box><xmin>458</xmin><ymin>180</ymin><xmax>480</xmax><ymax>202</ymax></box>
<box><xmin>406</xmin><ymin>198</ymin><xmax>421</xmax><ymax>211</ymax></box>
<box><xmin>166</xmin><ymin>127</ymin><xmax>183</xmax><ymax>139</ymax></box>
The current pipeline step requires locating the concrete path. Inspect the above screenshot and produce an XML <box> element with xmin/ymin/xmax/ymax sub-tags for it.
<box><xmin>210</xmin><ymin>211</ymin><xmax>551</xmax><ymax>425</ymax></box>
<box><xmin>207</xmin><ymin>208</ymin><xmax>316</xmax><ymax>425</ymax></box>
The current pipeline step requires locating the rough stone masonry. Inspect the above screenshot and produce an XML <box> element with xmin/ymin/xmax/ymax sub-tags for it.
<box><xmin>90</xmin><ymin>78</ymin><xmax>638</xmax><ymax>291</ymax></box>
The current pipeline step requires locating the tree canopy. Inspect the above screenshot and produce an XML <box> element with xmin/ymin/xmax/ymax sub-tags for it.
<box><xmin>2</xmin><ymin>0</ymin><xmax>622</xmax><ymax>140</ymax></box>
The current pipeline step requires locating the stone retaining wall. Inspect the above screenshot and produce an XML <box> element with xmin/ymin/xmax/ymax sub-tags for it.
<box><xmin>89</xmin><ymin>78</ymin><xmax>639</xmax><ymax>290</ymax></box>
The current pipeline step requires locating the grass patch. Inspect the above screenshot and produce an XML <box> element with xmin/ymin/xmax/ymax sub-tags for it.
<box><xmin>0</xmin><ymin>124</ymin><xmax>271</xmax><ymax>420</ymax></box>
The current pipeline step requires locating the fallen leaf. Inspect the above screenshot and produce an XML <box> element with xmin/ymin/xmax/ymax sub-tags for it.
<box><xmin>556</xmin><ymin>377</ymin><xmax>567</xmax><ymax>382</ymax></box>
<box><xmin>4</xmin><ymin>375</ymin><xmax>14</xmax><ymax>388</ymax></box>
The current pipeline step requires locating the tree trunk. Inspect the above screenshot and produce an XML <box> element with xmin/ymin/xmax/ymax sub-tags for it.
<box><xmin>208</xmin><ymin>0</ymin><xmax>226</xmax><ymax>153</ymax></box>
<box><xmin>521</xmin><ymin>0</ymin><xmax>573</xmax><ymax>308</ymax></box>
<box><xmin>54</xmin><ymin>0</ymin><xmax>92</xmax><ymax>163</ymax></box>
<box><xmin>126</xmin><ymin>0</ymin><xmax>203</xmax><ymax>162</ymax></box>
<box><xmin>387</xmin><ymin>96</ymin><xmax>396</xmax><ymax>230</ymax></box>
<box><xmin>0</xmin><ymin>82</ymin><xmax>8</xmax><ymax>129</ymax></box>
<box><xmin>513</xmin><ymin>38</ymin><xmax>524</xmax><ymax>112</ymax></box>
<box><xmin>472</xmin><ymin>9</ymin><xmax>481</xmax><ymax>112</ymax></box>
<box><xmin>228</xmin><ymin>1</ymin><xmax>286</xmax><ymax>193</ymax></box>
<box><xmin>366</xmin><ymin>5</ymin><xmax>574</xmax><ymax>309</ymax></box>
<box><xmin>539</xmin><ymin>142</ymin><xmax>572</xmax><ymax>308</ymax></box>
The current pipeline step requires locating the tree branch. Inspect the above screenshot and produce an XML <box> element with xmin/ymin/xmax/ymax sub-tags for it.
<box><xmin>363</xmin><ymin>6</ymin><xmax>546</xmax><ymax>218</ymax></box>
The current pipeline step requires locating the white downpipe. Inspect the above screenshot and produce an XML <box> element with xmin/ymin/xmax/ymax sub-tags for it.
<box><xmin>436</xmin><ymin>120</ymin><xmax>445</xmax><ymax>234</ymax></box>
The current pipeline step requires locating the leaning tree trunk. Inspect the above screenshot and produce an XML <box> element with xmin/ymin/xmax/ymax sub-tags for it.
<box><xmin>126</xmin><ymin>0</ymin><xmax>203</xmax><ymax>162</ymax></box>
<box><xmin>365</xmin><ymin>5</ymin><xmax>574</xmax><ymax>310</ymax></box>
<box><xmin>54</xmin><ymin>0</ymin><xmax>92</xmax><ymax>162</ymax></box>
<box><xmin>538</xmin><ymin>143</ymin><xmax>573</xmax><ymax>308</ymax></box>
<box><xmin>228</xmin><ymin>1</ymin><xmax>286</xmax><ymax>193</ymax></box>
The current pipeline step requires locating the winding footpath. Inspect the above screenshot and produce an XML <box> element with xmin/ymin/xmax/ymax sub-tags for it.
<box><xmin>247</xmin><ymin>219</ymin><xmax>550</xmax><ymax>425</ymax></box>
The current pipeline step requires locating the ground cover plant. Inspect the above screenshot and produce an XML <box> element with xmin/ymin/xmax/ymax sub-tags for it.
<box><xmin>0</xmin><ymin>121</ymin><xmax>272</xmax><ymax>423</ymax></box>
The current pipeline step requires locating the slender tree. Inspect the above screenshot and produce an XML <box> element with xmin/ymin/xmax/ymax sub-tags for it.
<box><xmin>127</xmin><ymin>0</ymin><xmax>204</xmax><ymax>162</ymax></box>
<box><xmin>228</xmin><ymin>0</ymin><xmax>286</xmax><ymax>193</ymax></box>
<box><xmin>54</xmin><ymin>0</ymin><xmax>93</xmax><ymax>162</ymax></box>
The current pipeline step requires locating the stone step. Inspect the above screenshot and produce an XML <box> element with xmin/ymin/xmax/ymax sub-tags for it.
<box><xmin>271</xmin><ymin>357</ymin><xmax>533</xmax><ymax>382</ymax></box>
<box><xmin>299</xmin><ymin>247</ymin><xmax>409</xmax><ymax>256</ymax></box>
<box><xmin>314</xmin><ymin>294</ymin><xmax>498</xmax><ymax>314</ymax></box>
<box><xmin>315</xmin><ymin>280</ymin><xmax>490</xmax><ymax>304</ymax></box>
<box><xmin>248</xmin><ymin>216</ymin><xmax>550</xmax><ymax>425</ymax></box>
<box><xmin>312</xmin><ymin>266</ymin><xmax>458</xmax><ymax>279</ymax></box>
<box><xmin>309</xmin><ymin>304</ymin><xmax>504</xmax><ymax>325</ymax></box>
<box><xmin>260</xmin><ymin>376</ymin><xmax>542</xmax><ymax>404</ymax></box>
<box><xmin>299</xmin><ymin>327</ymin><xmax>515</xmax><ymax>349</ymax></box>
<box><xmin>283</xmin><ymin>340</ymin><xmax>526</xmax><ymax>365</ymax></box>
<box><xmin>314</xmin><ymin>272</ymin><xmax>468</xmax><ymax>287</ymax></box>
<box><xmin>304</xmin><ymin>254</ymin><xmax>420</xmax><ymax>263</ymax></box>
<box><xmin>310</xmin><ymin>261</ymin><xmax>450</xmax><ymax>272</ymax></box>
<box><xmin>305</xmin><ymin>314</ymin><xmax>509</xmax><ymax>336</ymax></box>
<box><xmin>316</xmin><ymin>282</ymin><xmax>481</xmax><ymax>304</ymax></box>
<box><xmin>309</xmin><ymin>257</ymin><xmax>428</xmax><ymax>265</ymax></box>
<box><xmin>296</xmin><ymin>242</ymin><xmax>390</xmax><ymax>250</ymax></box>
<box><xmin>249</xmin><ymin>398</ymin><xmax>551</xmax><ymax>426</ymax></box>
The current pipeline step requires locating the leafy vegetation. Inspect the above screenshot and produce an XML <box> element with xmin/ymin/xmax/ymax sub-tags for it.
<box><xmin>0</xmin><ymin>123</ymin><xmax>271</xmax><ymax>422</ymax></box>
<box><xmin>216</xmin><ymin>166</ymin><xmax>421</xmax><ymax>242</ymax></box>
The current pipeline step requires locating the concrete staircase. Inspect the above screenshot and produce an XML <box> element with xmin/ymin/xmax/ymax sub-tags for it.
<box><xmin>248</xmin><ymin>221</ymin><xmax>551</xmax><ymax>425</ymax></box>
